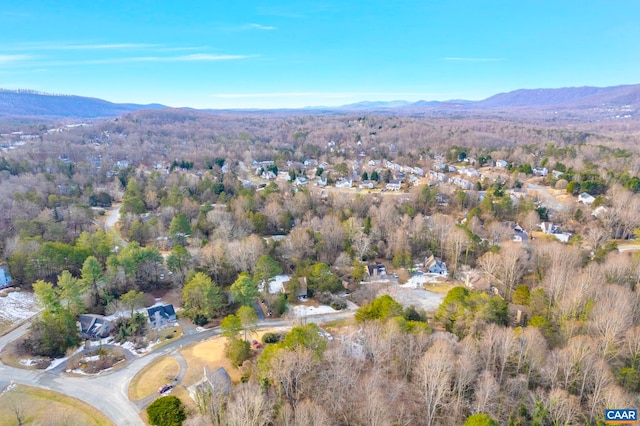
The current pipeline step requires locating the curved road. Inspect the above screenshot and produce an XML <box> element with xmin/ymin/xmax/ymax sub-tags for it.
<box><xmin>0</xmin><ymin>311</ymin><xmax>356</xmax><ymax>425</ymax></box>
<box><xmin>0</xmin><ymin>204</ymin><xmax>356</xmax><ymax>424</ymax></box>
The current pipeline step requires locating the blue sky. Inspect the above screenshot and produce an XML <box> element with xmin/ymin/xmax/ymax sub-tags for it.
<box><xmin>0</xmin><ymin>1</ymin><xmax>638</xmax><ymax>108</ymax></box>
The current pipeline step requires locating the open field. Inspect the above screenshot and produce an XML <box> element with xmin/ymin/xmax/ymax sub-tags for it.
<box><xmin>0</xmin><ymin>384</ymin><xmax>114</xmax><ymax>426</ymax></box>
<box><xmin>128</xmin><ymin>356</ymin><xmax>180</xmax><ymax>400</ymax></box>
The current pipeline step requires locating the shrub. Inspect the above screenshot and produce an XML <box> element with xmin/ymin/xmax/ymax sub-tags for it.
<box><xmin>191</xmin><ymin>313</ymin><xmax>208</xmax><ymax>326</ymax></box>
<box><xmin>330</xmin><ymin>299</ymin><xmax>347</xmax><ymax>310</ymax></box>
<box><xmin>262</xmin><ymin>332</ymin><xmax>284</xmax><ymax>344</ymax></box>
<box><xmin>464</xmin><ymin>413</ymin><xmax>498</xmax><ymax>426</ymax></box>
<box><xmin>146</xmin><ymin>395</ymin><xmax>186</xmax><ymax>426</ymax></box>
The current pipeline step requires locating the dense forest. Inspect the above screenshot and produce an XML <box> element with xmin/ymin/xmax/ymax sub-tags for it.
<box><xmin>1</xmin><ymin>109</ymin><xmax>639</xmax><ymax>425</ymax></box>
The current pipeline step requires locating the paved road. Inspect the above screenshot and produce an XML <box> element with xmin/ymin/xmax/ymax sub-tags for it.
<box><xmin>104</xmin><ymin>205</ymin><xmax>121</xmax><ymax>231</ymax></box>
<box><xmin>0</xmin><ymin>310</ymin><xmax>356</xmax><ymax>425</ymax></box>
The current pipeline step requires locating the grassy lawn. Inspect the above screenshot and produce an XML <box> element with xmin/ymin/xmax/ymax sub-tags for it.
<box><xmin>321</xmin><ymin>317</ymin><xmax>356</xmax><ymax>329</ymax></box>
<box><xmin>0</xmin><ymin>318</ymin><xmax>13</xmax><ymax>336</ymax></box>
<box><xmin>148</xmin><ymin>326</ymin><xmax>183</xmax><ymax>351</ymax></box>
<box><xmin>180</xmin><ymin>336</ymin><xmax>243</xmax><ymax>387</ymax></box>
<box><xmin>423</xmin><ymin>281</ymin><xmax>455</xmax><ymax>294</ymax></box>
<box><xmin>0</xmin><ymin>384</ymin><xmax>113</xmax><ymax>426</ymax></box>
<box><xmin>128</xmin><ymin>356</ymin><xmax>179</xmax><ymax>401</ymax></box>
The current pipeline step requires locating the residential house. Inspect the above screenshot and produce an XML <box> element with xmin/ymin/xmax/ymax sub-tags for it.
<box><xmin>425</xmin><ymin>255</ymin><xmax>447</xmax><ymax>275</ymax></box>
<box><xmin>147</xmin><ymin>304</ymin><xmax>177</xmax><ymax>329</ymax></box>
<box><xmin>539</xmin><ymin>222</ymin><xmax>571</xmax><ymax>242</ymax></box>
<box><xmin>429</xmin><ymin>171</ymin><xmax>446</xmax><ymax>183</ymax></box>
<box><xmin>335</xmin><ymin>179</ymin><xmax>353</xmax><ymax>189</ymax></box>
<box><xmin>449</xmin><ymin>177</ymin><xmax>474</xmax><ymax>190</ymax></box>
<box><xmin>189</xmin><ymin>366</ymin><xmax>232</xmax><ymax>403</ymax></box>
<box><xmin>0</xmin><ymin>265</ymin><xmax>12</xmax><ymax>289</ymax></box>
<box><xmin>282</xmin><ymin>277</ymin><xmax>308</xmax><ymax>300</ymax></box>
<box><xmin>295</xmin><ymin>176</ymin><xmax>309</xmax><ymax>186</ymax></box>
<box><xmin>464</xmin><ymin>168</ymin><xmax>480</xmax><ymax>178</ymax></box>
<box><xmin>435</xmin><ymin>193</ymin><xmax>450</xmax><ymax>206</ymax></box>
<box><xmin>367</xmin><ymin>262</ymin><xmax>387</xmax><ymax>277</ymax></box>
<box><xmin>78</xmin><ymin>314</ymin><xmax>112</xmax><ymax>339</ymax></box>
<box><xmin>495</xmin><ymin>160</ymin><xmax>508</xmax><ymax>168</ymax></box>
<box><xmin>578</xmin><ymin>192</ymin><xmax>596</xmax><ymax>205</ymax></box>
<box><xmin>386</xmin><ymin>180</ymin><xmax>402</xmax><ymax>191</ymax></box>
<box><xmin>533</xmin><ymin>167</ymin><xmax>549</xmax><ymax>177</ymax></box>
<box><xmin>315</xmin><ymin>177</ymin><xmax>328</xmax><ymax>187</ymax></box>
<box><xmin>277</xmin><ymin>171</ymin><xmax>292</xmax><ymax>181</ymax></box>
<box><xmin>359</xmin><ymin>180</ymin><xmax>375</xmax><ymax>189</ymax></box>
<box><xmin>261</xmin><ymin>170</ymin><xmax>277</xmax><ymax>180</ymax></box>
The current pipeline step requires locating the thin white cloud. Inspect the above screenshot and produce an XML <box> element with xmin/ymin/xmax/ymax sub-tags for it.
<box><xmin>8</xmin><ymin>42</ymin><xmax>160</xmax><ymax>51</ymax></box>
<box><xmin>0</xmin><ymin>54</ymin><xmax>32</xmax><ymax>63</ymax></box>
<box><xmin>40</xmin><ymin>54</ymin><xmax>252</xmax><ymax>66</ymax></box>
<box><xmin>248</xmin><ymin>23</ymin><xmax>277</xmax><ymax>31</ymax></box>
<box><xmin>442</xmin><ymin>57</ymin><xmax>503</xmax><ymax>62</ymax></box>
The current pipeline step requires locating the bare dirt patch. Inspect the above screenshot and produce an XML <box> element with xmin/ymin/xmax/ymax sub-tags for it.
<box><xmin>128</xmin><ymin>356</ymin><xmax>180</xmax><ymax>401</ymax></box>
<box><xmin>0</xmin><ymin>384</ymin><xmax>114</xmax><ymax>426</ymax></box>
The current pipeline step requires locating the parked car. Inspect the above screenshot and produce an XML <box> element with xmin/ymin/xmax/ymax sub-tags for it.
<box><xmin>158</xmin><ymin>384</ymin><xmax>173</xmax><ymax>394</ymax></box>
<box><xmin>252</xmin><ymin>340</ymin><xmax>262</xmax><ymax>349</ymax></box>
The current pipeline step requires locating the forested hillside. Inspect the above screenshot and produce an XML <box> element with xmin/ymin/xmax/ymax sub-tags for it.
<box><xmin>1</xmin><ymin>109</ymin><xmax>639</xmax><ymax>425</ymax></box>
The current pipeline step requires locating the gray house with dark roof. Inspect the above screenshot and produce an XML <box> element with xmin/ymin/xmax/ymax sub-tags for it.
<box><xmin>78</xmin><ymin>314</ymin><xmax>112</xmax><ymax>339</ymax></box>
<box><xmin>147</xmin><ymin>304</ymin><xmax>177</xmax><ymax>329</ymax></box>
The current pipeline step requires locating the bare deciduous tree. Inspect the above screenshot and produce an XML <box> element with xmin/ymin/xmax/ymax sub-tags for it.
<box><xmin>225</xmin><ymin>383</ymin><xmax>273</xmax><ymax>426</ymax></box>
<box><xmin>415</xmin><ymin>339</ymin><xmax>454</xmax><ymax>426</ymax></box>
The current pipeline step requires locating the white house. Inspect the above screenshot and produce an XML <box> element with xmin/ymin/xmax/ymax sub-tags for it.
<box><xmin>533</xmin><ymin>167</ymin><xmax>549</xmax><ymax>177</ymax></box>
<box><xmin>386</xmin><ymin>180</ymin><xmax>402</xmax><ymax>191</ymax></box>
<box><xmin>359</xmin><ymin>180</ymin><xmax>375</xmax><ymax>189</ymax></box>
<box><xmin>335</xmin><ymin>179</ymin><xmax>353</xmax><ymax>188</ymax></box>
<box><xmin>578</xmin><ymin>192</ymin><xmax>596</xmax><ymax>205</ymax></box>
<box><xmin>495</xmin><ymin>160</ymin><xmax>508</xmax><ymax>168</ymax></box>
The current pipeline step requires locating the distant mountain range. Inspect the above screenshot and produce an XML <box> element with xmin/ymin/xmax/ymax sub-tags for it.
<box><xmin>1</xmin><ymin>84</ymin><xmax>639</xmax><ymax>120</ymax></box>
<box><xmin>0</xmin><ymin>89</ymin><xmax>165</xmax><ymax>119</ymax></box>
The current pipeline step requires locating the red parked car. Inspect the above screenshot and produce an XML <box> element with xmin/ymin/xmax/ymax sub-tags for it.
<box><xmin>158</xmin><ymin>384</ymin><xmax>173</xmax><ymax>394</ymax></box>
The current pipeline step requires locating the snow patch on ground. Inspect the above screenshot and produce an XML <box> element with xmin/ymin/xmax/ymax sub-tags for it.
<box><xmin>19</xmin><ymin>358</ymin><xmax>46</xmax><ymax>367</ymax></box>
<box><xmin>0</xmin><ymin>291</ymin><xmax>40</xmax><ymax>322</ymax></box>
<box><xmin>399</xmin><ymin>274</ymin><xmax>442</xmax><ymax>289</ymax></box>
<box><xmin>45</xmin><ymin>346</ymin><xmax>84</xmax><ymax>371</ymax></box>
<box><xmin>84</xmin><ymin>355</ymin><xmax>100</xmax><ymax>362</ymax></box>
<box><xmin>291</xmin><ymin>305</ymin><xmax>338</xmax><ymax>316</ymax></box>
